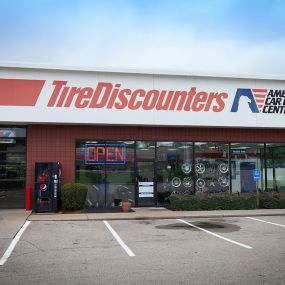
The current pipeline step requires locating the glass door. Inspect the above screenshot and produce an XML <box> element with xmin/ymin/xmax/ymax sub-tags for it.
<box><xmin>137</xmin><ymin>161</ymin><xmax>155</xmax><ymax>206</ymax></box>
<box><xmin>230</xmin><ymin>143</ymin><xmax>265</xmax><ymax>193</ymax></box>
<box><xmin>76</xmin><ymin>140</ymin><xmax>135</xmax><ymax>209</ymax></box>
<box><xmin>0</xmin><ymin>129</ymin><xmax>26</xmax><ymax>209</ymax></box>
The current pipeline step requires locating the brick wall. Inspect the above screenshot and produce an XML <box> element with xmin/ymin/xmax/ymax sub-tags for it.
<box><xmin>27</xmin><ymin>124</ymin><xmax>285</xmax><ymax>187</ymax></box>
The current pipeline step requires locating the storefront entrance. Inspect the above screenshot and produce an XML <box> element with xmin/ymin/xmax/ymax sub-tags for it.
<box><xmin>76</xmin><ymin>139</ymin><xmax>285</xmax><ymax>209</ymax></box>
<box><xmin>137</xmin><ymin>161</ymin><xmax>155</xmax><ymax>206</ymax></box>
<box><xmin>0</xmin><ymin>128</ymin><xmax>26</xmax><ymax>209</ymax></box>
<box><xmin>76</xmin><ymin>140</ymin><xmax>136</xmax><ymax>209</ymax></box>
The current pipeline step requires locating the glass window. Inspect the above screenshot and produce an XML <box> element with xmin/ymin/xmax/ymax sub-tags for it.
<box><xmin>75</xmin><ymin>139</ymin><xmax>285</xmax><ymax>207</ymax></box>
<box><xmin>157</xmin><ymin>142</ymin><xmax>193</xmax><ymax>204</ymax></box>
<box><xmin>0</xmin><ymin>135</ymin><xmax>26</xmax><ymax>209</ymax></box>
<box><xmin>230</xmin><ymin>143</ymin><xmax>265</xmax><ymax>193</ymax></box>
<box><xmin>266</xmin><ymin>143</ymin><xmax>285</xmax><ymax>192</ymax></box>
<box><xmin>136</xmin><ymin>141</ymin><xmax>155</xmax><ymax>160</ymax></box>
<box><xmin>195</xmin><ymin>142</ymin><xmax>229</xmax><ymax>193</ymax></box>
<box><xmin>137</xmin><ymin>161</ymin><xmax>155</xmax><ymax>206</ymax></box>
<box><xmin>0</xmin><ymin>152</ymin><xmax>25</xmax><ymax>164</ymax></box>
<box><xmin>105</xmin><ymin>141</ymin><xmax>135</xmax><ymax>207</ymax></box>
<box><xmin>0</xmin><ymin>138</ymin><xmax>26</xmax><ymax>152</ymax></box>
<box><xmin>76</xmin><ymin>140</ymin><xmax>105</xmax><ymax>207</ymax></box>
<box><xmin>0</xmin><ymin>138</ymin><xmax>26</xmax><ymax>182</ymax></box>
<box><xmin>75</xmin><ymin>140</ymin><xmax>135</xmax><ymax>208</ymax></box>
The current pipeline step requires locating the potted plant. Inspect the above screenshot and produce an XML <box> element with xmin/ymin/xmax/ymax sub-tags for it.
<box><xmin>118</xmin><ymin>185</ymin><xmax>133</xmax><ymax>212</ymax></box>
<box><xmin>121</xmin><ymin>200</ymin><xmax>132</xmax><ymax>212</ymax></box>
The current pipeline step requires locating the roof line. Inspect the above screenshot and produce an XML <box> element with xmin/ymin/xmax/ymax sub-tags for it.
<box><xmin>0</xmin><ymin>61</ymin><xmax>285</xmax><ymax>81</ymax></box>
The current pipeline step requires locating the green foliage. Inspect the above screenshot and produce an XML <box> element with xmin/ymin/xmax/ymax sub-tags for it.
<box><xmin>169</xmin><ymin>194</ymin><xmax>257</xmax><ymax>211</ymax></box>
<box><xmin>169</xmin><ymin>192</ymin><xmax>285</xmax><ymax>211</ymax></box>
<box><xmin>61</xmin><ymin>183</ymin><xmax>88</xmax><ymax>211</ymax></box>
<box><xmin>259</xmin><ymin>192</ymin><xmax>285</xmax><ymax>209</ymax></box>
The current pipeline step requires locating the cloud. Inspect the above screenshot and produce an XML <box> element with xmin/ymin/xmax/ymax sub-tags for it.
<box><xmin>1</xmin><ymin>0</ymin><xmax>285</xmax><ymax>76</ymax></box>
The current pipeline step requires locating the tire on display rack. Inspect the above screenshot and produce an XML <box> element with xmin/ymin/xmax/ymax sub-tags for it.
<box><xmin>218</xmin><ymin>163</ymin><xmax>229</xmax><ymax>174</ymax></box>
<box><xmin>182</xmin><ymin>177</ymin><xmax>193</xmax><ymax>188</ymax></box>
<box><xmin>181</xmin><ymin>162</ymin><xmax>192</xmax><ymax>174</ymax></box>
<box><xmin>218</xmin><ymin>176</ymin><xmax>229</xmax><ymax>187</ymax></box>
<box><xmin>196</xmin><ymin>178</ymin><xmax>206</xmax><ymax>189</ymax></box>
<box><xmin>171</xmin><ymin>177</ymin><xmax>182</xmax><ymax>188</ymax></box>
<box><xmin>195</xmin><ymin>163</ymin><xmax>206</xmax><ymax>174</ymax></box>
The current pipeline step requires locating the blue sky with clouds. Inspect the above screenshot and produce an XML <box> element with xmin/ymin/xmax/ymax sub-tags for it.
<box><xmin>1</xmin><ymin>0</ymin><xmax>285</xmax><ymax>75</ymax></box>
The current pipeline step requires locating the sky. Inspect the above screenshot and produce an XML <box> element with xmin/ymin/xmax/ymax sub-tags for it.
<box><xmin>0</xmin><ymin>0</ymin><xmax>285</xmax><ymax>75</ymax></box>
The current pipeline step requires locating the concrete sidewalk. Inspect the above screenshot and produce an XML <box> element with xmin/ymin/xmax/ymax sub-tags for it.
<box><xmin>28</xmin><ymin>207</ymin><xmax>285</xmax><ymax>221</ymax></box>
<box><xmin>0</xmin><ymin>209</ymin><xmax>31</xmax><ymax>236</ymax></box>
<box><xmin>0</xmin><ymin>209</ymin><xmax>32</xmax><ymax>256</ymax></box>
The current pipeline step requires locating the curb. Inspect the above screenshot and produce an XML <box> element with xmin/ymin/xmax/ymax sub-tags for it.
<box><xmin>28</xmin><ymin>211</ymin><xmax>285</xmax><ymax>222</ymax></box>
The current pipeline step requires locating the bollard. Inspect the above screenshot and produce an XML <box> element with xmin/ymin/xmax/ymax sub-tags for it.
<box><xmin>26</xmin><ymin>185</ymin><xmax>31</xmax><ymax>211</ymax></box>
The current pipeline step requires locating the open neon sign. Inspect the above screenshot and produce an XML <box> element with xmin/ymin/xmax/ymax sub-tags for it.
<box><xmin>85</xmin><ymin>143</ymin><xmax>126</xmax><ymax>165</ymax></box>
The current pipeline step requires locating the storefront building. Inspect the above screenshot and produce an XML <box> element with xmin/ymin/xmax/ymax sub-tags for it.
<box><xmin>0</xmin><ymin>65</ymin><xmax>285</xmax><ymax>209</ymax></box>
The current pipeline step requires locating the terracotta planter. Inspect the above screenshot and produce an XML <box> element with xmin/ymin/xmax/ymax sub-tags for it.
<box><xmin>121</xmin><ymin>201</ymin><xmax>132</xmax><ymax>213</ymax></box>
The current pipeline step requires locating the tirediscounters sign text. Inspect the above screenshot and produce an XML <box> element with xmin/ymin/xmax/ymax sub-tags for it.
<box><xmin>0</xmin><ymin>68</ymin><xmax>285</xmax><ymax>128</ymax></box>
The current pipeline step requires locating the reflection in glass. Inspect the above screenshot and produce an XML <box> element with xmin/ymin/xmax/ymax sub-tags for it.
<box><xmin>75</xmin><ymin>140</ymin><xmax>135</xmax><ymax>208</ymax></box>
<box><xmin>137</xmin><ymin>161</ymin><xmax>155</xmax><ymax>206</ymax></box>
<box><xmin>75</xmin><ymin>139</ymin><xmax>285</xmax><ymax>207</ymax></box>
<box><xmin>157</xmin><ymin>142</ymin><xmax>193</xmax><ymax>204</ymax></box>
<box><xmin>136</xmin><ymin>141</ymin><xmax>155</xmax><ymax>160</ymax></box>
<box><xmin>105</xmin><ymin>141</ymin><xmax>135</xmax><ymax>207</ymax></box>
<box><xmin>231</xmin><ymin>143</ymin><xmax>265</xmax><ymax>193</ymax></box>
<box><xmin>266</xmin><ymin>143</ymin><xmax>285</xmax><ymax>192</ymax></box>
<box><xmin>195</xmin><ymin>142</ymin><xmax>229</xmax><ymax>193</ymax></box>
<box><xmin>76</xmin><ymin>141</ymin><xmax>105</xmax><ymax>207</ymax></box>
<box><xmin>0</xmin><ymin>137</ymin><xmax>26</xmax><ymax>209</ymax></box>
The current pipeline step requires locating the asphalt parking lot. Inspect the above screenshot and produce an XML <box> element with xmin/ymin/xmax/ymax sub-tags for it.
<box><xmin>0</xmin><ymin>216</ymin><xmax>284</xmax><ymax>285</ymax></box>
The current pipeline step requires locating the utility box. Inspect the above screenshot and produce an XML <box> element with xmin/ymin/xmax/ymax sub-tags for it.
<box><xmin>34</xmin><ymin>162</ymin><xmax>61</xmax><ymax>212</ymax></box>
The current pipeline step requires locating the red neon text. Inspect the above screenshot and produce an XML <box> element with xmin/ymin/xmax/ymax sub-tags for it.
<box><xmin>86</xmin><ymin>145</ymin><xmax>125</xmax><ymax>164</ymax></box>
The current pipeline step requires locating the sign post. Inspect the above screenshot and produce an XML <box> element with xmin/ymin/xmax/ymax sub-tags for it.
<box><xmin>253</xmin><ymin>169</ymin><xmax>261</xmax><ymax>208</ymax></box>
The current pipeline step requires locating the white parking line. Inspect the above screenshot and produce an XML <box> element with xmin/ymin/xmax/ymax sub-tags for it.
<box><xmin>177</xmin><ymin>219</ymin><xmax>252</xmax><ymax>249</ymax></box>
<box><xmin>103</xmin><ymin>221</ymin><xmax>135</xmax><ymax>257</ymax></box>
<box><xmin>0</xmin><ymin>220</ymin><xmax>31</xmax><ymax>266</ymax></box>
<box><xmin>246</xmin><ymin>217</ymin><xmax>285</xmax><ymax>228</ymax></box>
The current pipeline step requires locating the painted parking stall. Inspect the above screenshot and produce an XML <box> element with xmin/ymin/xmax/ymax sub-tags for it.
<box><xmin>0</xmin><ymin>221</ymin><xmax>31</xmax><ymax>266</ymax></box>
<box><xmin>103</xmin><ymin>221</ymin><xmax>135</xmax><ymax>257</ymax></box>
<box><xmin>246</xmin><ymin>216</ymin><xmax>285</xmax><ymax>228</ymax></box>
<box><xmin>1</xmin><ymin>216</ymin><xmax>285</xmax><ymax>285</ymax></box>
<box><xmin>177</xmin><ymin>218</ymin><xmax>252</xmax><ymax>249</ymax></box>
